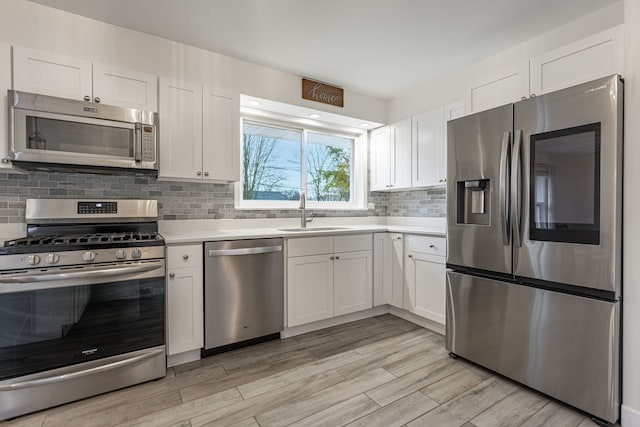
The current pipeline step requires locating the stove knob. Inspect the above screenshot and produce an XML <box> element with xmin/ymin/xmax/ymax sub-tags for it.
<box><xmin>46</xmin><ymin>253</ymin><xmax>60</xmax><ymax>264</ymax></box>
<box><xmin>82</xmin><ymin>251</ymin><xmax>97</xmax><ymax>262</ymax></box>
<box><xmin>131</xmin><ymin>249</ymin><xmax>142</xmax><ymax>259</ymax></box>
<box><xmin>26</xmin><ymin>255</ymin><xmax>41</xmax><ymax>265</ymax></box>
<box><xmin>115</xmin><ymin>249</ymin><xmax>127</xmax><ymax>260</ymax></box>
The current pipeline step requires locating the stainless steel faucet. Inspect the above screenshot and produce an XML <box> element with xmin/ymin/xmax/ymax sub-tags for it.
<box><xmin>298</xmin><ymin>191</ymin><xmax>313</xmax><ymax>228</ymax></box>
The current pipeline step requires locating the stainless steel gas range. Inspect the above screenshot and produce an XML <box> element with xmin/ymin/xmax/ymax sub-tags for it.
<box><xmin>0</xmin><ymin>199</ymin><xmax>166</xmax><ymax>420</ymax></box>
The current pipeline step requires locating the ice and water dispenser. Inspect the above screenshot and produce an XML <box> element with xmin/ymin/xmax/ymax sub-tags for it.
<box><xmin>456</xmin><ymin>179</ymin><xmax>490</xmax><ymax>225</ymax></box>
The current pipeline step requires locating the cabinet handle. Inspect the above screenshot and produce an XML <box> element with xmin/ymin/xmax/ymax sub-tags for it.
<box><xmin>330</xmin><ymin>256</ymin><xmax>334</xmax><ymax>260</ymax></box>
<box><xmin>84</xmin><ymin>95</ymin><xmax>91</xmax><ymax>101</ymax></box>
<box><xmin>169</xmin><ymin>272</ymin><xmax>175</xmax><ymax>278</ymax></box>
<box><xmin>521</xmin><ymin>96</ymin><xmax>527</xmax><ymax>101</ymax></box>
<box><xmin>204</xmin><ymin>172</ymin><xmax>209</xmax><ymax>177</ymax></box>
<box><xmin>183</xmin><ymin>254</ymin><xmax>189</xmax><ymax>260</ymax></box>
<box><xmin>429</xmin><ymin>244</ymin><xmax>436</xmax><ymax>249</ymax></box>
<box><xmin>531</xmin><ymin>93</ymin><xmax>536</xmax><ymax>98</ymax></box>
<box><xmin>396</xmin><ymin>236</ymin><xmax>402</xmax><ymax>240</ymax></box>
<box><xmin>197</xmin><ymin>171</ymin><xmax>202</xmax><ymax>176</ymax></box>
<box><xmin>335</xmin><ymin>256</ymin><xmax>340</xmax><ymax>260</ymax></box>
<box><xmin>94</xmin><ymin>97</ymin><xmax>101</xmax><ymax>103</ymax></box>
<box><xmin>408</xmin><ymin>254</ymin><xmax>413</xmax><ymax>258</ymax></box>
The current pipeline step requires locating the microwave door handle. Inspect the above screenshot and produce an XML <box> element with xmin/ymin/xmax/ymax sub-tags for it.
<box><xmin>500</xmin><ymin>131</ymin><xmax>511</xmax><ymax>246</ymax></box>
<box><xmin>511</xmin><ymin>129</ymin><xmax>523</xmax><ymax>247</ymax></box>
<box><xmin>134</xmin><ymin>123</ymin><xmax>142</xmax><ymax>163</ymax></box>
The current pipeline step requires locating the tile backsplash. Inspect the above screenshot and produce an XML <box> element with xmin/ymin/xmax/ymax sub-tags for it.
<box><xmin>0</xmin><ymin>171</ymin><xmax>446</xmax><ymax>223</ymax></box>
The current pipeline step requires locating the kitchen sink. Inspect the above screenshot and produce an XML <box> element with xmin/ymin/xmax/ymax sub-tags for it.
<box><xmin>278</xmin><ymin>226</ymin><xmax>351</xmax><ymax>232</ymax></box>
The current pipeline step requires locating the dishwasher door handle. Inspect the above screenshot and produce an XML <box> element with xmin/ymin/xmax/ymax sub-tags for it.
<box><xmin>208</xmin><ymin>245</ymin><xmax>283</xmax><ymax>257</ymax></box>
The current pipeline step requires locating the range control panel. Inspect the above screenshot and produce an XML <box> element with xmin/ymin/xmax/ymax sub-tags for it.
<box><xmin>77</xmin><ymin>201</ymin><xmax>118</xmax><ymax>214</ymax></box>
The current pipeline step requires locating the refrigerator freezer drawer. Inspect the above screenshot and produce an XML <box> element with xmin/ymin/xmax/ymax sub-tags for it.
<box><xmin>446</xmin><ymin>271</ymin><xmax>619</xmax><ymax>423</ymax></box>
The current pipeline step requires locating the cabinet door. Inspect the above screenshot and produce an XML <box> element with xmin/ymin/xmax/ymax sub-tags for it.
<box><xmin>390</xmin><ymin>118</ymin><xmax>412</xmax><ymax>189</ymax></box>
<box><xmin>13</xmin><ymin>46</ymin><xmax>92</xmax><ymax>101</ymax></box>
<box><xmin>412</xmin><ymin>107</ymin><xmax>444</xmax><ymax>188</ymax></box>
<box><xmin>287</xmin><ymin>255</ymin><xmax>334</xmax><ymax>326</ymax></box>
<box><xmin>202</xmin><ymin>87</ymin><xmax>240</xmax><ymax>182</ymax></box>
<box><xmin>0</xmin><ymin>42</ymin><xmax>11</xmax><ymax>169</ymax></box>
<box><xmin>405</xmin><ymin>251</ymin><xmax>446</xmax><ymax>324</ymax></box>
<box><xmin>167</xmin><ymin>265</ymin><xmax>204</xmax><ymax>355</ymax></box>
<box><xmin>530</xmin><ymin>25</ymin><xmax>623</xmax><ymax>96</ymax></box>
<box><xmin>370</xmin><ymin>126</ymin><xmax>391</xmax><ymax>191</ymax></box>
<box><xmin>92</xmin><ymin>63</ymin><xmax>158</xmax><ymax>111</ymax></box>
<box><xmin>158</xmin><ymin>78</ymin><xmax>203</xmax><ymax>180</ymax></box>
<box><xmin>373</xmin><ymin>233</ymin><xmax>391</xmax><ymax>306</ymax></box>
<box><xmin>466</xmin><ymin>62</ymin><xmax>529</xmax><ymax>113</ymax></box>
<box><xmin>389</xmin><ymin>234</ymin><xmax>405</xmax><ymax>309</ymax></box>
<box><xmin>334</xmin><ymin>250</ymin><xmax>373</xmax><ymax>316</ymax></box>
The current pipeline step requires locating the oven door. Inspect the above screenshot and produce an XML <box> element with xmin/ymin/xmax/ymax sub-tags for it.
<box><xmin>0</xmin><ymin>260</ymin><xmax>165</xmax><ymax>381</ymax></box>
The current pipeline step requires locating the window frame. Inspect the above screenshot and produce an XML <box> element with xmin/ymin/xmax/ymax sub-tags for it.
<box><xmin>235</xmin><ymin>114</ymin><xmax>368</xmax><ymax>210</ymax></box>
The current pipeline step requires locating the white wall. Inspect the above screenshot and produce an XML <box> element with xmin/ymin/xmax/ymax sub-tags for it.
<box><xmin>623</xmin><ymin>1</ymin><xmax>640</xmax><ymax>424</ymax></box>
<box><xmin>388</xmin><ymin>1</ymin><xmax>624</xmax><ymax>122</ymax></box>
<box><xmin>0</xmin><ymin>0</ymin><xmax>386</xmax><ymax>124</ymax></box>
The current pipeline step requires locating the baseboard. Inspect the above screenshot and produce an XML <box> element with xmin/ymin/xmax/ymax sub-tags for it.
<box><xmin>389</xmin><ymin>306</ymin><xmax>445</xmax><ymax>335</ymax></box>
<box><xmin>622</xmin><ymin>404</ymin><xmax>640</xmax><ymax>427</ymax></box>
<box><xmin>281</xmin><ymin>305</ymin><xmax>390</xmax><ymax>338</ymax></box>
<box><xmin>167</xmin><ymin>349</ymin><xmax>200</xmax><ymax>367</ymax></box>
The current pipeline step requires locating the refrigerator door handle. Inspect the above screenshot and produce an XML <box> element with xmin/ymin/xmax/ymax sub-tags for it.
<box><xmin>499</xmin><ymin>131</ymin><xmax>511</xmax><ymax>245</ymax></box>
<box><xmin>511</xmin><ymin>129</ymin><xmax>523</xmax><ymax>247</ymax></box>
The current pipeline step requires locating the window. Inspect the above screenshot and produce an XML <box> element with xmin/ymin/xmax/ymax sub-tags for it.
<box><xmin>236</xmin><ymin>118</ymin><xmax>367</xmax><ymax>209</ymax></box>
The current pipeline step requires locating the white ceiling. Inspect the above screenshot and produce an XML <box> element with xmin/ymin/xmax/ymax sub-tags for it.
<box><xmin>29</xmin><ymin>0</ymin><xmax>618</xmax><ymax>99</ymax></box>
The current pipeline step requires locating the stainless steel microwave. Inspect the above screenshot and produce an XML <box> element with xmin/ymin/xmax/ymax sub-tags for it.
<box><xmin>8</xmin><ymin>90</ymin><xmax>158</xmax><ymax>174</ymax></box>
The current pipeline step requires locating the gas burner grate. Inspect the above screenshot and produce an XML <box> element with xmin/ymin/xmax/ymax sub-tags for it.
<box><xmin>4</xmin><ymin>232</ymin><xmax>163</xmax><ymax>248</ymax></box>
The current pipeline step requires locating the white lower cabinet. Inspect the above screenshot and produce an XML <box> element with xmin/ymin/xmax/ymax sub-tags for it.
<box><xmin>373</xmin><ymin>233</ymin><xmax>404</xmax><ymax>308</ymax></box>
<box><xmin>287</xmin><ymin>254</ymin><xmax>334</xmax><ymax>326</ymax></box>
<box><xmin>334</xmin><ymin>250</ymin><xmax>373</xmax><ymax>316</ymax></box>
<box><xmin>287</xmin><ymin>235</ymin><xmax>373</xmax><ymax>327</ymax></box>
<box><xmin>167</xmin><ymin>244</ymin><xmax>203</xmax><ymax>356</ymax></box>
<box><xmin>404</xmin><ymin>235</ymin><xmax>446</xmax><ymax>325</ymax></box>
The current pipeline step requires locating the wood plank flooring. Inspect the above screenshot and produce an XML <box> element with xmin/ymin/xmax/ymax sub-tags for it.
<box><xmin>1</xmin><ymin>315</ymin><xmax>617</xmax><ymax>427</ymax></box>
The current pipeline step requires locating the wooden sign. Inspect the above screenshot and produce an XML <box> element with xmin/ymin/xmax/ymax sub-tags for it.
<box><xmin>302</xmin><ymin>78</ymin><xmax>344</xmax><ymax>107</ymax></box>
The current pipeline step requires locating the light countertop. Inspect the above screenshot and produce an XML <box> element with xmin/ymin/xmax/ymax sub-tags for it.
<box><xmin>159</xmin><ymin>217</ymin><xmax>446</xmax><ymax>245</ymax></box>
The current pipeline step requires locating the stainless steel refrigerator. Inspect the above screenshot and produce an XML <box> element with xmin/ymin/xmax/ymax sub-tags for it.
<box><xmin>446</xmin><ymin>75</ymin><xmax>622</xmax><ymax>423</ymax></box>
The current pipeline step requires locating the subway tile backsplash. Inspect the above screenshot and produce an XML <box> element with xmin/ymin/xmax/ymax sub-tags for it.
<box><xmin>0</xmin><ymin>171</ymin><xmax>446</xmax><ymax>223</ymax></box>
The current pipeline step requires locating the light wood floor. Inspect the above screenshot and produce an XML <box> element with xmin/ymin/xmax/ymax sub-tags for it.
<box><xmin>2</xmin><ymin>315</ymin><xmax>614</xmax><ymax>427</ymax></box>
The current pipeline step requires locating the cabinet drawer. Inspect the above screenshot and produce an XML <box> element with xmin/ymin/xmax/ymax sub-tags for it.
<box><xmin>168</xmin><ymin>244</ymin><xmax>202</xmax><ymax>268</ymax></box>
<box><xmin>288</xmin><ymin>237</ymin><xmax>333</xmax><ymax>257</ymax></box>
<box><xmin>334</xmin><ymin>234</ymin><xmax>372</xmax><ymax>253</ymax></box>
<box><xmin>405</xmin><ymin>235</ymin><xmax>446</xmax><ymax>257</ymax></box>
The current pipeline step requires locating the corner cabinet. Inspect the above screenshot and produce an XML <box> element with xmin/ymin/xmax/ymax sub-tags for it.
<box><xmin>287</xmin><ymin>235</ymin><xmax>373</xmax><ymax>327</ymax></box>
<box><xmin>159</xmin><ymin>78</ymin><xmax>240</xmax><ymax>182</ymax></box>
<box><xmin>404</xmin><ymin>235</ymin><xmax>446</xmax><ymax>325</ymax></box>
<box><xmin>166</xmin><ymin>244</ymin><xmax>204</xmax><ymax>356</ymax></box>
<box><xmin>12</xmin><ymin>46</ymin><xmax>158</xmax><ymax>111</ymax></box>
<box><xmin>373</xmin><ymin>233</ymin><xmax>404</xmax><ymax>309</ymax></box>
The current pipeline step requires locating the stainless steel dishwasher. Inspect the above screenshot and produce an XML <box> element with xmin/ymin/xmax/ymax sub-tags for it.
<box><xmin>203</xmin><ymin>238</ymin><xmax>284</xmax><ymax>354</ymax></box>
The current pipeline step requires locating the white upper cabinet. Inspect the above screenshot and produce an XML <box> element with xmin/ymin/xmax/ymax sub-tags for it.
<box><xmin>13</xmin><ymin>46</ymin><xmax>158</xmax><ymax>111</ymax></box>
<box><xmin>390</xmin><ymin>118</ymin><xmax>412</xmax><ymax>189</ymax></box>
<box><xmin>159</xmin><ymin>79</ymin><xmax>240</xmax><ymax>182</ymax></box>
<box><xmin>412</xmin><ymin>107</ymin><xmax>444</xmax><ymax>188</ymax></box>
<box><xmin>370</xmin><ymin>126</ymin><xmax>391</xmax><ymax>191</ymax></box>
<box><xmin>466</xmin><ymin>61</ymin><xmax>530</xmax><ymax>114</ymax></box>
<box><xmin>529</xmin><ymin>25</ymin><xmax>623</xmax><ymax>96</ymax></box>
<box><xmin>466</xmin><ymin>25</ymin><xmax>624</xmax><ymax>114</ymax></box>
<box><xmin>369</xmin><ymin>118</ymin><xmax>411</xmax><ymax>191</ymax></box>
<box><xmin>92</xmin><ymin>63</ymin><xmax>158</xmax><ymax>111</ymax></box>
<box><xmin>159</xmin><ymin>78</ymin><xmax>203</xmax><ymax>180</ymax></box>
<box><xmin>0</xmin><ymin>42</ymin><xmax>11</xmax><ymax>168</ymax></box>
<box><xmin>202</xmin><ymin>87</ymin><xmax>240</xmax><ymax>182</ymax></box>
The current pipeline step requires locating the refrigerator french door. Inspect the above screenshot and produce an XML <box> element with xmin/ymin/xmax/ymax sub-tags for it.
<box><xmin>446</xmin><ymin>75</ymin><xmax>622</xmax><ymax>424</ymax></box>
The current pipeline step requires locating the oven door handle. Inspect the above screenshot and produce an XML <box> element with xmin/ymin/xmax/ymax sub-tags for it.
<box><xmin>0</xmin><ymin>348</ymin><xmax>165</xmax><ymax>391</ymax></box>
<box><xmin>0</xmin><ymin>261</ymin><xmax>164</xmax><ymax>284</ymax></box>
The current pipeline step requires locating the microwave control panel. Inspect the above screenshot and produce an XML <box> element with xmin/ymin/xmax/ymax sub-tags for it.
<box><xmin>141</xmin><ymin>126</ymin><xmax>155</xmax><ymax>162</ymax></box>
